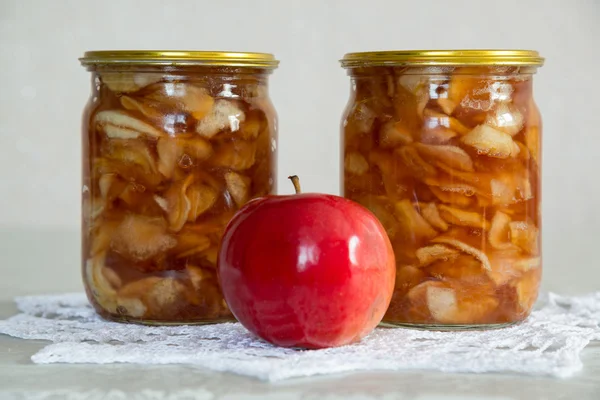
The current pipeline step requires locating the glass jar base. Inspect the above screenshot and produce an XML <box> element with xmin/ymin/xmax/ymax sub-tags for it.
<box><xmin>378</xmin><ymin>321</ymin><xmax>519</xmax><ymax>331</ymax></box>
<box><xmin>101</xmin><ymin>313</ymin><xmax>236</xmax><ymax>326</ymax></box>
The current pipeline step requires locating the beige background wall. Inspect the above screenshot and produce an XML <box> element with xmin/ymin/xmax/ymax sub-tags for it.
<box><xmin>0</xmin><ymin>0</ymin><xmax>599</xmax><ymax>299</ymax></box>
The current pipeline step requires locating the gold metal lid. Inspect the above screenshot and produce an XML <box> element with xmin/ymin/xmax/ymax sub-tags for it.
<box><xmin>340</xmin><ymin>50</ymin><xmax>544</xmax><ymax>68</ymax></box>
<box><xmin>80</xmin><ymin>50</ymin><xmax>279</xmax><ymax>68</ymax></box>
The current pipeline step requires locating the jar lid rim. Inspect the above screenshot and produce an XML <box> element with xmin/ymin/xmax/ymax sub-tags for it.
<box><xmin>340</xmin><ymin>49</ymin><xmax>544</xmax><ymax>68</ymax></box>
<box><xmin>80</xmin><ymin>50</ymin><xmax>279</xmax><ymax>68</ymax></box>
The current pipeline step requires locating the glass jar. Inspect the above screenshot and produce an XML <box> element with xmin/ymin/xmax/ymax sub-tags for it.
<box><xmin>79</xmin><ymin>51</ymin><xmax>278</xmax><ymax>324</ymax></box>
<box><xmin>340</xmin><ymin>50</ymin><xmax>543</xmax><ymax>329</ymax></box>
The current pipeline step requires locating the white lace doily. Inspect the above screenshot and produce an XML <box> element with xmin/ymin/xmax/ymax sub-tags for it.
<box><xmin>1</xmin><ymin>292</ymin><xmax>599</xmax><ymax>381</ymax></box>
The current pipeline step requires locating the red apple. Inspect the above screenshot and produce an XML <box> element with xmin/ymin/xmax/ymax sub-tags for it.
<box><xmin>218</xmin><ymin>176</ymin><xmax>395</xmax><ymax>349</ymax></box>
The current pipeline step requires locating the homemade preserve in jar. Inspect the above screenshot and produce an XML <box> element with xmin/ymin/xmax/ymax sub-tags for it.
<box><xmin>340</xmin><ymin>50</ymin><xmax>543</xmax><ymax>329</ymax></box>
<box><xmin>80</xmin><ymin>51</ymin><xmax>278</xmax><ymax>324</ymax></box>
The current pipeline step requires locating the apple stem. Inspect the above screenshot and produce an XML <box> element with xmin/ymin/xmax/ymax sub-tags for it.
<box><xmin>288</xmin><ymin>175</ymin><xmax>302</xmax><ymax>194</ymax></box>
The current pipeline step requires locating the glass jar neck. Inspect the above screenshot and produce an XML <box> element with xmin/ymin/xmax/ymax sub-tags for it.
<box><xmin>90</xmin><ymin>65</ymin><xmax>272</xmax><ymax>84</ymax></box>
<box><xmin>90</xmin><ymin>66</ymin><xmax>271</xmax><ymax>100</ymax></box>
<box><xmin>346</xmin><ymin>65</ymin><xmax>538</xmax><ymax>79</ymax></box>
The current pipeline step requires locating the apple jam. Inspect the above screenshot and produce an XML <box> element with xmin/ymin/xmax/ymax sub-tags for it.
<box><xmin>80</xmin><ymin>51</ymin><xmax>278</xmax><ymax>324</ymax></box>
<box><xmin>340</xmin><ymin>50</ymin><xmax>544</xmax><ymax>328</ymax></box>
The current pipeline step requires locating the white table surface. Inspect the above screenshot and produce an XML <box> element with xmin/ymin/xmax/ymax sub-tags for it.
<box><xmin>0</xmin><ymin>229</ymin><xmax>599</xmax><ymax>399</ymax></box>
